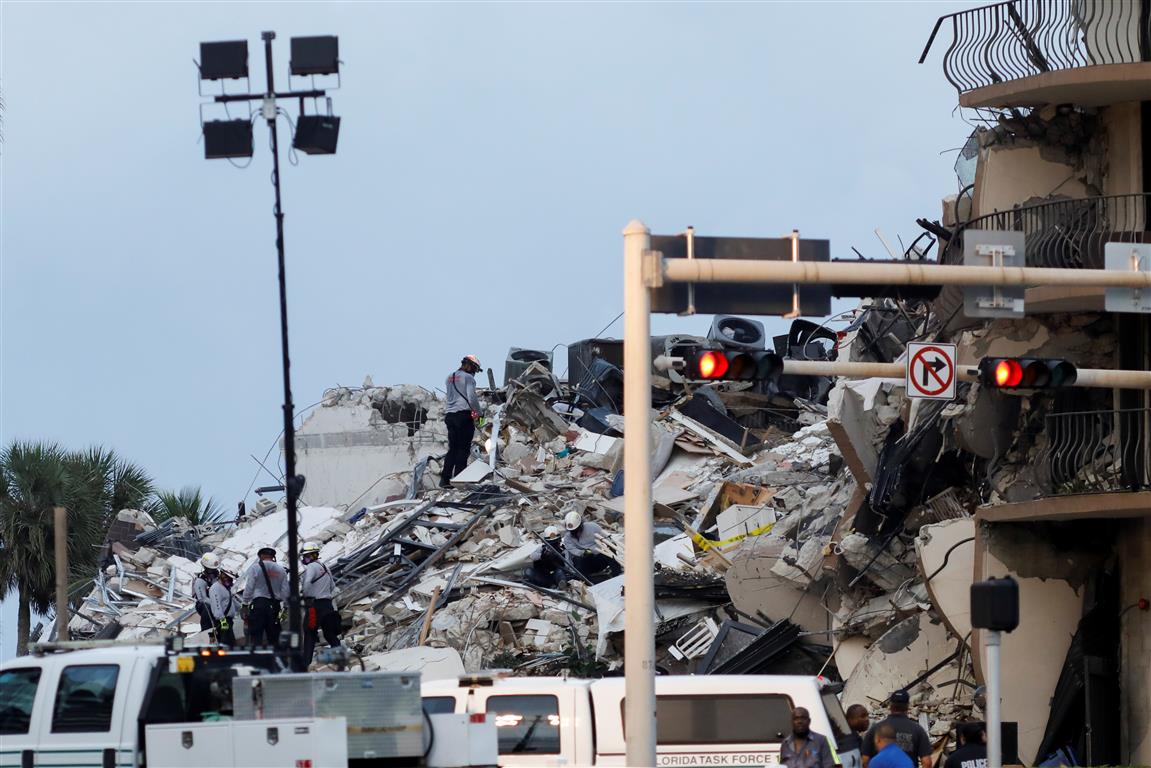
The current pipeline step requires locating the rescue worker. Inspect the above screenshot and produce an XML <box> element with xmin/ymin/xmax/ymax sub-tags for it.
<box><xmin>192</xmin><ymin>553</ymin><xmax>220</xmax><ymax>632</ymax></box>
<box><xmin>209</xmin><ymin>569</ymin><xmax>240</xmax><ymax>646</ymax></box>
<box><xmin>780</xmin><ymin>707</ymin><xmax>837</xmax><ymax>768</ymax></box>
<box><xmin>300</xmin><ymin>541</ymin><xmax>342</xmax><ymax>665</ymax></box>
<box><xmin>862</xmin><ymin>691</ymin><xmax>933</xmax><ymax>768</ymax></box>
<box><xmin>241</xmin><ymin>545</ymin><xmax>289</xmax><ymax>648</ymax></box>
<box><xmin>524</xmin><ymin>526</ymin><xmax>568</xmax><ymax>589</ymax></box>
<box><xmin>562</xmin><ymin>511</ymin><xmax>621</xmax><ymax>581</ymax></box>
<box><xmin>441</xmin><ymin>354</ymin><xmax>484</xmax><ymax>488</ymax></box>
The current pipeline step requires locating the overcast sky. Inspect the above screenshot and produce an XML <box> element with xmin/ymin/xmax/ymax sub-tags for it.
<box><xmin>0</xmin><ymin>0</ymin><xmax>971</xmax><ymax>658</ymax></box>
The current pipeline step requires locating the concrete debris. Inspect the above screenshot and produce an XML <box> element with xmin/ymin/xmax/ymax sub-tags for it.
<box><xmin>70</xmin><ymin>323</ymin><xmax>1009</xmax><ymax>736</ymax></box>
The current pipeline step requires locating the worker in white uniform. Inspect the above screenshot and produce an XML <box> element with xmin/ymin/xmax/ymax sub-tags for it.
<box><xmin>192</xmin><ymin>553</ymin><xmax>219</xmax><ymax>632</ymax></box>
<box><xmin>209</xmin><ymin>569</ymin><xmax>240</xmax><ymax>646</ymax></box>
<box><xmin>300</xmin><ymin>541</ymin><xmax>342</xmax><ymax>664</ymax></box>
<box><xmin>562</xmin><ymin>511</ymin><xmax>621</xmax><ymax>581</ymax></box>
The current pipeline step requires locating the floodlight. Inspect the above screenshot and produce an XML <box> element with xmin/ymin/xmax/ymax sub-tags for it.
<box><xmin>293</xmin><ymin>115</ymin><xmax>341</xmax><ymax>155</ymax></box>
<box><xmin>199</xmin><ymin>40</ymin><xmax>249</xmax><ymax>80</ymax></box>
<box><xmin>203</xmin><ymin>119</ymin><xmax>254</xmax><ymax>159</ymax></box>
<box><xmin>290</xmin><ymin>36</ymin><xmax>339</xmax><ymax>76</ymax></box>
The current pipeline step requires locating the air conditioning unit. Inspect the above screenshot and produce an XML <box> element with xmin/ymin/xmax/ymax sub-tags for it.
<box><xmin>708</xmin><ymin>315</ymin><xmax>766</xmax><ymax>350</ymax></box>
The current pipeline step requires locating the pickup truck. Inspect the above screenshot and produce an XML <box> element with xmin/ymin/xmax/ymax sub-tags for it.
<box><xmin>0</xmin><ymin>641</ymin><xmax>495</xmax><ymax>768</ymax></box>
<box><xmin>422</xmin><ymin>673</ymin><xmax>856</xmax><ymax>768</ymax></box>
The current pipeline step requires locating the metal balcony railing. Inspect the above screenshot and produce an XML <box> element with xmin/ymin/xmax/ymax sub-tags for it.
<box><xmin>942</xmin><ymin>193</ymin><xmax>1151</xmax><ymax>269</ymax></box>
<box><xmin>921</xmin><ymin>0</ymin><xmax>1151</xmax><ymax>95</ymax></box>
<box><xmin>1036</xmin><ymin>407</ymin><xmax>1151</xmax><ymax>494</ymax></box>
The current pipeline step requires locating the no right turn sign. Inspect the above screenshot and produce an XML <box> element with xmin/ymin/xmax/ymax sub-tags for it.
<box><xmin>906</xmin><ymin>342</ymin><xmax>957</xmax><ymax>401</ymax></box>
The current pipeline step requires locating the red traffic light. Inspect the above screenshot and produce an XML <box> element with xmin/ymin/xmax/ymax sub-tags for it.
<box><xmin>980</xmin><ymin>357</ymin><xmax>1077</xmax><ymax>390</ymax></box>
<box><xmin>696</xmin><ymin>351</ymin><xmax>729</xmax><ymax>379</ymax></box>
<box><xmin>686</xmin><ymin>350</ymin><xmax>782</xmax><ymax>382</ymax></box>
<box><xmin>994</xmin><ymin>359</ymin><xmax>1022</xmax><ymax>388</ymax></box>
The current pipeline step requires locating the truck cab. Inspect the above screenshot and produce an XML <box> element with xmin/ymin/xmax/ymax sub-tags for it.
<box><xmin>0</xmin><ymin>643</ymin><xmax>286</xmax><ymax>768</ymax></box>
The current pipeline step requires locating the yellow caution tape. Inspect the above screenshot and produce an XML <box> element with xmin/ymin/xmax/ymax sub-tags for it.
<box><xmin>690</xmin><ymin>521</ymin><xmax>775</xmax><ymax>551</ymax></box>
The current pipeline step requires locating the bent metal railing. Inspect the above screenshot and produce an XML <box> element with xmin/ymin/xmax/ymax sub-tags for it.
<box><xmin>1037</xmin><ymin>408</ymin><xmax>1151</xmax><ymax>494</ymax></box>
<box><xmin>942</xmin><ymin>193</ymin><xmax>1151</xmax><ymax>269</ymax></box>
<box><xmin>921</xmin><ymin>0</ymin><xmax>1151</xmax><ymax>95</ymax></box>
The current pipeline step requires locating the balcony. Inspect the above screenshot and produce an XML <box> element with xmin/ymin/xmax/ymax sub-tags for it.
<box><xmin>941</xmin><ymin>193</ymin><xmax>1150</xmax><ymax>310</ymax></box>
<box><xmin>921</xmin><ymin>0</ymin><xmax>1151</xmax><ymax>109</ymax></box>
<box><xmin>980</xmin><ymin>407</ymin><xmax>1151</xmax><ymax>522</ymax></box>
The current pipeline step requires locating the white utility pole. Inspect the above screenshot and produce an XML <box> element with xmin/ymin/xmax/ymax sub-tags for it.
<box><xmin>986</xmin><ymin>630</ymin><xmax>1003</xmax><ymax>768</ymax></box>
<box><xmin>622</xmin><ymin>220</ymin><xmax>656</xmax><ymax>768</ymax></box>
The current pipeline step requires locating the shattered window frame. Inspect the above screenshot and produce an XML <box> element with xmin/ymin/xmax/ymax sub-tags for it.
<box><xmin>622</xmin><ymin>693</ymin><xmax>795</xmax><ymax>745</ymax></box>
<box><xmin>0</xmin><ymin>667</ymin><xmax>42</xmax><ymax>735</ymax></box>
<box><xmin>485</xmin><ymin>694</ymin><xmax>562</xmax><ymax>755</ymax></box>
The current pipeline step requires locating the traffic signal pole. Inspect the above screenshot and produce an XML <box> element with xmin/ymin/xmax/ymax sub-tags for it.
<box><xmin>661</xmin><ymin>257</ymin><xmax>1151</xmax><ymax>289</ymax></box>
<box><xmin>622</xmin><ymin>220</ymin><xmax>1151</xmax><ymax>764</ymax></box>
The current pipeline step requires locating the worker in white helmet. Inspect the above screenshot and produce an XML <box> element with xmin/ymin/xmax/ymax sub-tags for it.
<box><xmin>562</xmin><ymin>511</ymin><xmax>621</xmax><ymax>581</ymax></box>
<box><xmin>441</xmin><ymin>354</ymin><xmax>485</xmax><ymax>488</ymax></box>
<box><xmin>209</xmin><ymin>569</ymin><xmax>240</xmax><ymax>646</ymax></box>
<box><xmin>193</xmin><ymin>553</ymin><xmax>220</xmax><ymax>632</ymax></box>
<box><xmin>300</xmin><ymin>541</ymin><xmax>342</xmax><ymax>665</ymax></box>
<box><xmin>524</xmin><ymin>525</ymin><xmax>568</xmax><ymax>589</ymax></box>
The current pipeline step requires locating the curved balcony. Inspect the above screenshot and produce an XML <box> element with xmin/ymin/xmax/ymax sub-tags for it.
<box><xmin>921</xmin><ymin>1</ymin><xmax>1151</xmax><ymax>108</ymax></box>
<box><xmin>943</xmin><ymin>192</ymin><xmax>1150</xmax><ymax>269</ymax></box>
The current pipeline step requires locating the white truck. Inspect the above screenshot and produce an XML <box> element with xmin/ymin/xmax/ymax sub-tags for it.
<box><xmin>422</xmin><ymin>673</ymin><xmax>856</xmax><ymax>768</ymax></box>
<box><xmin>0</xmin><ymin>641</ymin><xmax>496</xmax><ymax>768</ymax></box>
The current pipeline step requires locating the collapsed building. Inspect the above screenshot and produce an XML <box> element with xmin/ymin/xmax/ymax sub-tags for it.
<box><xmin>54</xmin><ymin>1</ymin><xmax>1151</xmax><ymax>766</ymax></box>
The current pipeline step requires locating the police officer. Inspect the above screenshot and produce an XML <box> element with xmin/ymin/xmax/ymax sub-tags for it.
<box><xmin>209</xmin><ymin>569</ymin><xmax>240</xmax><ymax>646</ymax></box>
<box><xmin>192</xmin><ymin>553</ymin><xmax>220</xmax><ymax>632</ymax></box>
<box><xmin>524</xmin><ymin>526</ymin><xmax>568</xmax><ymax>589</ymax></box>
<box><xmin>242</xmin><ymin>545</ymin><xmax>290</xmax><ymax>648</ymax></box>
<box><xmin>300</xmin><ymin>541</ymin><xmax>342</xmax><ymax>665</ymax></box>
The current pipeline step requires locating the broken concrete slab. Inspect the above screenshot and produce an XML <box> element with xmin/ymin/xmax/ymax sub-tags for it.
<box><xmin>915</xmin><ymin>518</ymin><xmax>976</xmax><ymax>640</ymax></box>
<box><xmin>725</xmin><ymin>534</ymin><xmax>830</xmax><ymax>637</ymax></box>
<box><xmin>451</xmin><ymin>461</ymin><xmax>494</xmax><ymax>485</ymax></box>
<box><xmin>841</xmin><ymin>613</ymin><xmax>959</xmax><ymax>710</ymax></box>
<box><xmin>362</xmin><ymin>646</ymin><xmax>465</xmax><ymax>681</ymax></box>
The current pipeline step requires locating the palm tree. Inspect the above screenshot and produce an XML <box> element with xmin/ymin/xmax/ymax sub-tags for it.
<box><xmin>0</xmin><ymin>441</ymin><xmax>155</xmax><ymax>655</ymax></box>
<box><xmin>149</xmin><ymin>486</ymin><xmax>229</xmax><ymax>527</ymax></box>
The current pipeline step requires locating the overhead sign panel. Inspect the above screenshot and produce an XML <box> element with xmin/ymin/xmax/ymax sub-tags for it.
<box><xmin>906</xmin><ymin>342</ymin><xmax>957</xmax><ymax>401</ymax></box>
<box><xmin>963</xmin><ymin>230</ymin><xmax>1026</xmax><ymax>319</ymax></box>
<box><xmin>1104</xmin><ymin>242</ymin><xmax>1151</xmax><ymax>313</ymax></box>
<box><xmin>650</xmin><ymin>234</ymin><xmax>831</xmax><ymax>317</ymax></box>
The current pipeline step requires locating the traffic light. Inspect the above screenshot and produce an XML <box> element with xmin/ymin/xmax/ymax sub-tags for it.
<box><xmin>685</xmin><ymin>349</ymin><xmax>784</xmax><ymax>382</ymax></box>
<box><xmin>978</xmin><ymin>357</ymin><xmax>1077</xmax><ymax>389</ymax></box>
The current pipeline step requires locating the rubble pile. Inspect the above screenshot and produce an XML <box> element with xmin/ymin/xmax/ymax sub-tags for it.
<box><xmin>68</xmin><ymin>313</ymin><xmax>1055</xmax><ymax>735</ymax></box>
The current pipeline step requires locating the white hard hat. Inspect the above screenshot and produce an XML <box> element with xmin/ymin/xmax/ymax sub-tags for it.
<box><xmin>301</xmin><ymin>541</ymin><xmax>321</xmax><ymax>556</ymax></box>
<box><xmin>543</xmin><ymin>525</ymin><xmax>562</xmax><ymax>540</ymax></box>
<box><xmin>563</xmin><ymin>511</ymin><xmax>583</xmax><ymax>531</ymax></box>
<box><xmin>200</xmin><ymin>553</ymin><xmax>220</xmax><ymax>570</ymax></box>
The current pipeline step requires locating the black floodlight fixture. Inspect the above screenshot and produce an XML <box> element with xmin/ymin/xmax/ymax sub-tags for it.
<box><xmin>203</xmin><ymin>119</ymin><xmax>254</xmax><ymax>159</ymax></box>
<box><xmin>290</xmin><ymin>35</ymin><xmax>339</xmax><ymax>76</ymax></box>
<box><xmin>292</xmin><ymin>115</ymin><xmax>341</xmax><ymax>155</ymax></box>
<box><xmin>199</xmin><ymin>40</ymin><xmax>249</xmax><ymax>80</ymax></box>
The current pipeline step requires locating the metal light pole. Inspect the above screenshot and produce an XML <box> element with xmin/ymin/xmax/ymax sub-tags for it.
<box><xmin>199</xmin><ymin>31</ymin><xmax>340</xmax><ymax>667</ymax></box>
<box><xmin>259</xmin><ymin>30</ymin><xmax>303</xmax><ymax>662</ymax></box>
